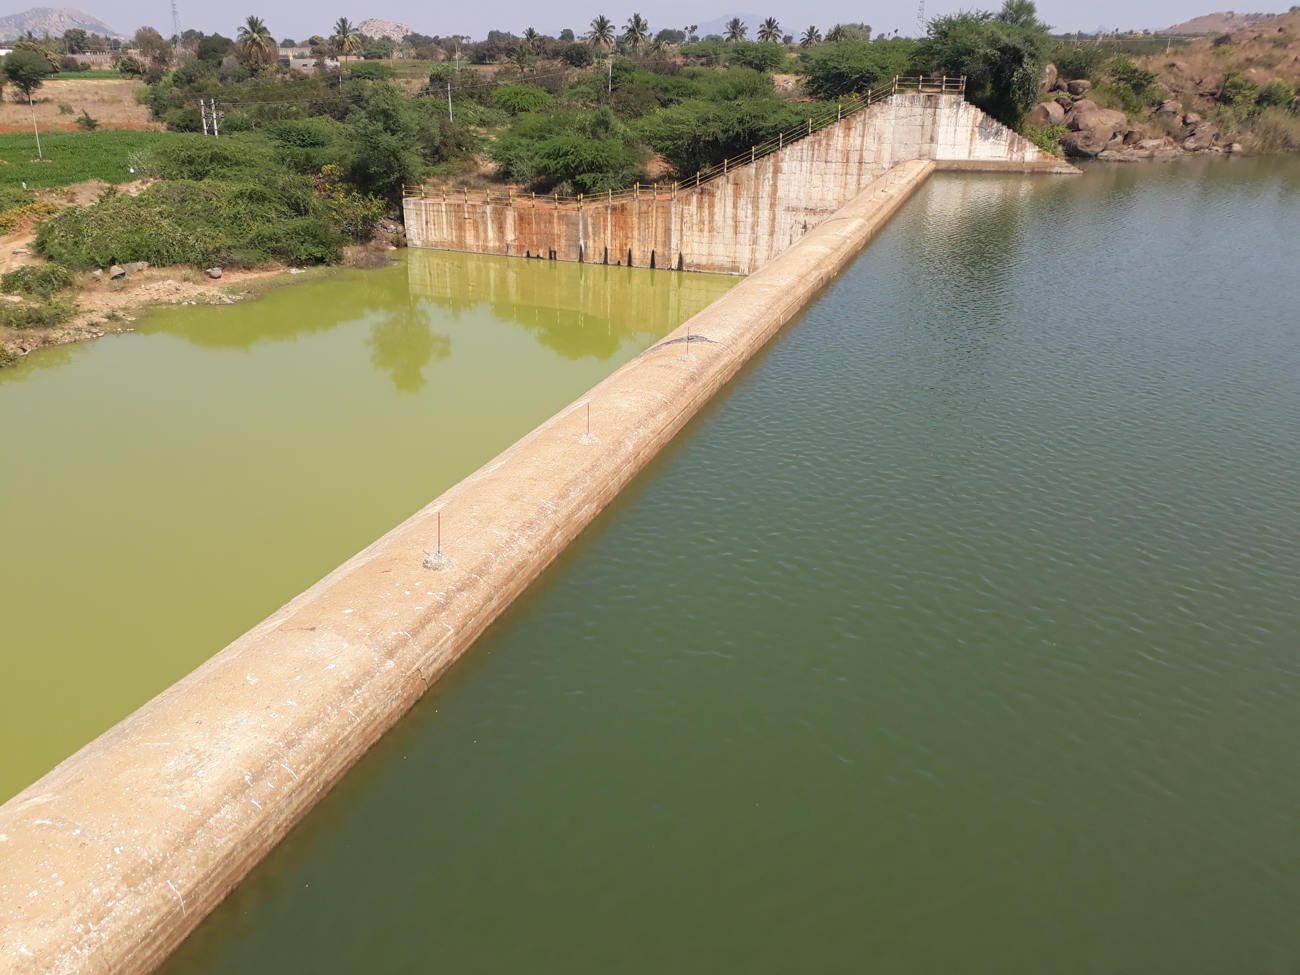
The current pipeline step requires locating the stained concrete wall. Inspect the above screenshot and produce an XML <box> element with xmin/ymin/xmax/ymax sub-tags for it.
<box><xmin>404</xmin><ymin>93</ymin><xmax>1075</xmax><ymax>275</ymax></box>
<box><xmin>0</xmin><ymin>159</ymin><xmax>937</xmax><ymax>975</ymax></box>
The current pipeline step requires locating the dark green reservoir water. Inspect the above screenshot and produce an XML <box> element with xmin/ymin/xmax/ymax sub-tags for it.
<box><xmin>119</xmin><ymin>159</ymin><xmax>1300</xmax><ymax>972</ymax></box>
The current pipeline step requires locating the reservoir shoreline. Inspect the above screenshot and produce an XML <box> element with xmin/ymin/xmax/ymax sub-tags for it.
<box><xmin>0</xmin><ymin>158</ymin><xmax>937</xmax><ymax>973</ymax></box>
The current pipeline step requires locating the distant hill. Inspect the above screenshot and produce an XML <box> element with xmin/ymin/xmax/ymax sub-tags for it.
<box><xmin>356</xmin><ymin>18</ymin><xmax>413</xmax><ymax>43</ymax></box>
<box><xmin>0</xmin><ymin>6</ymin><xmax>120</xmax><ymax>39</ymax></box>
<box><xmin>1166</xmin><ymin>10</ymin><xmax>1277</xmax><ymax>33</ymax></box>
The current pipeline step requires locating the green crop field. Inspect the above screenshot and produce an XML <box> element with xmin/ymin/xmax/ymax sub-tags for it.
<box><xmin>0</xmin><ymin>131</ymin><xmax>178</xmax><ymax>188</ymax></box>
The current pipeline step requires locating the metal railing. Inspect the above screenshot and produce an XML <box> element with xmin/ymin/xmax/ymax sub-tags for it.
<box><xmin>403</xmin><ymin>75</ymin><xmax>965</xmax><ymax>208</ymax></box>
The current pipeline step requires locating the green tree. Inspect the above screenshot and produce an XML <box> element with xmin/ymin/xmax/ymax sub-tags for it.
<box><xmin>3</xmin><ymin>49</ymin><xmax>53</xmax><ymax>159</ymax></box>
<box><xmin>522</xmin><ymin>26</ymin><xmax>540</xmax><ymax>49</ymax></box>
<box><xmin>237</xmin><ymin>15</ymin><xmax>275</xmax><ymax>70</ymax></box>
<box><xmin>332</xmin><ymin>18</ymin><xmax>361</xmax><ymax>62</ymax></box>
<box><xmin>912</xmin><ymin>0</ymin><xmax>1050</xmax><ymax>127</ymax></box>
<box><xmin>800</xmin><ymin>25</ymin><xmax>822</xmax><ymax>47</ymax></box>
<box><xmin>724</xmin><ymin>18</ymin><xmax>748</xmax><ymax>42</ymax></box>
<box><xmin>758</xmin><ymin>17</ymin><xmax>782</xmax><ymax>43</ymax></box>
<box><xmin>62</xmin><ymin>28</ymin><xmax>89</xmax><ymax>53</ymax></box>
<box><xmin>623</xmin><ymin>13</ymin><xmax>650</xmax><ymax>54</ymax></box>
<box><xmin>133</xmin><ymin>27</ymin><xmax>173</xmax><ymax>68</ymax></box>
<box><xmin>587</xmin><ymin>15</ymin><xmax>615</xmax><ymax>49</ymax></box>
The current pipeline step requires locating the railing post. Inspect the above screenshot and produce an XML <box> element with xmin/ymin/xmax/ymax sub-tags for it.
<box><xmin>837</xmin><ymin>102</ymin><xmax>842</xmax><ymax>121</ymax></box>
<box><xmin>750</xmin><ymin>146</ymin><xmax>755</xmax><ymax>164</ymax></box>
<box><xmin>778</xmin><ymin>131</ymin><xmax>783</xmax><ymax>149</ymax></box>
<box><xmin>532</xmin><ymin>191</ymin><xmax>536</xmax><ymax>209</ymax></box>
<box><xmin>723</xmin><ymin>158</ymin><xmax>727</xmax><ymax>175</ymax></box>
<box><xmin>578</xmin><ymin>192</ymin><xmax>583</xmax><ymax>210</ymax></box>
<box><xmin>695</xmin><ymin>171</ymin><xmax>701</xmax><ymax>187</ymax></box>
<box><xmin>807</xmin><ymin>117</ymin><xmax>812</xmax><ymax>136</ymax></box>
<box><xmin>554</xmin><ymin>191</ymin><xmax>559</xmax><ymax>209</ymax></box>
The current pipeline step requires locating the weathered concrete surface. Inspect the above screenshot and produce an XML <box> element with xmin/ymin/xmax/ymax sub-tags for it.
<box><xmin>404</xmin><ymin>93</ymin><xmax>1075</xmax><ymax>275</ymax></box>
<box><xmin>0</xmin><ymin>159</ymin><xmax>937</xmax><ymax>975</ymax></box>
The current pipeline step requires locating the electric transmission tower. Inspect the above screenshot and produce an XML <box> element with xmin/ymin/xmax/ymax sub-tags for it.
<box><xmin>170</xmin><ymin>0</ymin><xmax>181</xmax><ymax>41</ymax></box>
<box><xmin>915</xmin><ymin>0</ymin><xmax>926</xmax><ymax>35</ymax></box>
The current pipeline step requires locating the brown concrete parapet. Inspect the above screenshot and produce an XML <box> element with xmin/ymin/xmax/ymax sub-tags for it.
<box><xmin>0</xmin><ymin>159</ymin><xmax>936</xmax><ymax>975</ymax></box>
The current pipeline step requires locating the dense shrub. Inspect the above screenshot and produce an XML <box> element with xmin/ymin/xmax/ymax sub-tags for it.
<box><xmin>34</xmin><ymin>178</ymin><xmax>345</xmax><ymax>269</ymax></box>
<box><xmin>492</xmin><ymin>84</ymin><xmax>553</xmax><ymax>114</ymax></box>
<box><xmin>801</xmin><ymin>41</ymin><xmax>914</xmax><ymax>99</ymax></box>
<box><xmin>1108</xmin><ymin>56</ymin><xmax>1157</xmax><ymax>97</ymax></box>
<box><xmin>560</xmin><ymin>43</ymin><xmax>595</xmax><ymax>67</ymax></box>
<box><xmin>636</xmin><ymin>96</ymin><xmax>804</xmax><ymax>174</ymax></box>
<box><xmin>348</xmin><ymin>62</ymin><xmax>396</xmax><ymax>80</ymax></box>
<box><xmin>490</xmin><ymin>107</ymin><xmax>645</xmax><ymax>191</ymax></box>
<box><xmin>1256</xmin><ymin>80</ymin><xmax>1296</xmax><ymax>109</ymax></box>
<box><xmin>1050</xmin><ymin>45</ymin><xmax>1107</xmax><ymax>82</ymax></box>
<box><xmin>0</xmin><ymin>299</ymin><xmax>74</xmax><ymax>329</ymax></box>
<box><xmin>1220</xmin><ymin>74</ymin><xmax>1260</xmax><ymax>106</ymax></box>
<box><xmin>1</xmin><ymin>265</ymin><xmax>74</xmax><ymax>299</ymax></box>
<box><xmin>728</xmin><ymin>42</ymin><xmax>787</xmax><ymax>73</ymax></box>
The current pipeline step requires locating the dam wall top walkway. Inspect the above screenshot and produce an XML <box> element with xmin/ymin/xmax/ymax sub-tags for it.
<box><xmin>403</xmin><ymin>76</ymin><xmax>1077</xmax><ymax>275</ymax></box>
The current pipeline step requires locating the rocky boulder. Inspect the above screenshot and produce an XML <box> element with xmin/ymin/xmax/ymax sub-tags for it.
<box><xmin>1042</xmin><ymin>62</ymin><xmax>1058</xmax><ymax>92</ymax></box>
<box><xmin>1066</xmin><ymin>79</ymin><xmax>1092</xmax><ymax>96</ymax></box>
<box><xmin>1183</xmin><ymin>123</ymin><xmax>1220</xmax><ymax>151</ymax></box>
<box><xmin>205</xmin><ymin>266</ymin><xmax>223</xmax><ymax>279</ymax></box>
<box><xmin>1027</xmin><ymin>100</ymin><xmax>1066</xmax><ymax>127</ymax></box>
<box><xmin>108</xmin><ymin>264</ymin><xmax>126</xmax><ymax>281</ymax></box>
<box><xmin>1067</xmin><ymin>103</ymin><xmax>1127</xmax><ymax>137</ymax></box>
<box><xmin>1061</xmin><ymin>129</ymin><xmax>1112</xmax><ymax>157</ymax></box>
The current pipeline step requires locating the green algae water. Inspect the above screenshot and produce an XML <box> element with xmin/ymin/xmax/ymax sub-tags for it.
<box><xmin>160</xmin><ymin>158</ymin><xmax>1299</xmax><ymax>975</ymax></box>
<box><xmin>0</xmin><ymin>252</ymin><xmax>733</xmax><ymax>800</ymax></box>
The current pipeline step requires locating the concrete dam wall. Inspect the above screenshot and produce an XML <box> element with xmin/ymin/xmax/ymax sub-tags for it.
<box><xmin>403</xmin><ymin>91</ymin><xmax>1075</xmax><ymax>275</ymax></box>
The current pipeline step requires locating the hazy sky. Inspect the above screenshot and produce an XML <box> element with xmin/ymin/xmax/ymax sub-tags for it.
<box><xmin>44</xmin><ymin>0</ymin><xmax>1300</xmax><ymax>42</ymax></box>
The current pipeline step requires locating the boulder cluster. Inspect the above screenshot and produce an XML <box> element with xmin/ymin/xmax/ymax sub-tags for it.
<box><xmin>1029</xmin><ymin>66</ymin><xmax>1242</xmax><ymax>161</ymax></box>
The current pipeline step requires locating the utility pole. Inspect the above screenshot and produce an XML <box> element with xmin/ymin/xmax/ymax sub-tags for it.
<box><xmin>199</xmin><ymin>98</ymin><xmax>209</xmax><ymax>135</ymax></box>
<box><xmin>210</xmin><ymin>98</ymin><xmax>221</xmax><ymax>138</ymax></box>
<box><xmin>28</xmin><ymin>93</ymin><xmax>43</xmax><ymax>160</ymax></box>
<box><xmin>607</xmin><ymin>55</ymin><xmax>612</xmax><ymax>93</ymax></box>
<box><xmin>446</xmin><ymin>81</ymin><xmax>454</xmax><ymax>124</ymax></box>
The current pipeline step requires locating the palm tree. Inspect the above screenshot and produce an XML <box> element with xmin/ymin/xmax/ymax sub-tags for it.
<box><xmin>587</xmin><ymin>14</ymin><xmax>615</xmax><ymax>49</ymax></box>
<box><xmin>800</xmin><ymin>25</ymin><xmax>821</xmax><ymax>46</ymax></box>
<box><xmin>723</xmin><ymin>17</ymin><xmax>747</xmax><ymax>42</ymax></box>
<box><xmin>237</xmin><ymin>15</ymin><xmax>274</xmax><ymax>67</ymax></box>
<box><xmin>825</xmin><ymin>23</ymin><xmax>848</xmax><ymax>43</ymax></box>
<box><xmin>758</xmin><ymin>17</ymin><xmax>781</xmax><ymax>42</ymax></box>
<box><xmin>522</xmin><ymin>26</ymin><xmax>540</xmax><ymax>49</ymax></box>
<box><xmin>622</xmin><ymin>13</ymin><xmax>649</xmax><ymax>54</ymax></box>
<box><xmin>331</xmin><ymin>17</ymin><xmax>361</xmax><ymax>62</ymax></box>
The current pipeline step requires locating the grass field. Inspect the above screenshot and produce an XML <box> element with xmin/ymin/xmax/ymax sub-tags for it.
<box><xmin>0</xmin><ymin>130</ymin><xmax>178</xmax><ymax>187</ymax></box>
